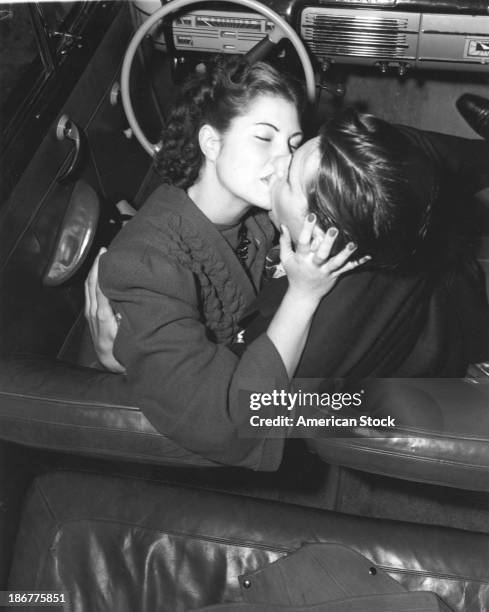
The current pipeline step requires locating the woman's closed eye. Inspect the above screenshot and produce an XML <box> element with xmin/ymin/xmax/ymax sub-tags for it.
<box><xmin>255</xmin><ymin>135</ymin><xmax>272</xmax><ymax>143</ymax></box>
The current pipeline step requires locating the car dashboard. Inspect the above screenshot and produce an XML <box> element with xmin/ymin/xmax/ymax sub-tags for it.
<box><xmin>134</xmin><ymin>0</ymin><xmax>489</xmax><ymax>76</ymax></box>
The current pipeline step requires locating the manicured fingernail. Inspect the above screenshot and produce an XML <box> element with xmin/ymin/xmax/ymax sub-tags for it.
<box><xmin>307</xmin><ymin>213</ymin><xmax>316</xmax><ymax>222</ymax></box>
<box><xmin>328</xmin><ymin>227</ymin><xmax>338</xmax><ymax>237</ymax></box>
<box><xmin>347</xmin><ymin>242</ymin><xmax>357</xmax><ymax>251</ymax></box>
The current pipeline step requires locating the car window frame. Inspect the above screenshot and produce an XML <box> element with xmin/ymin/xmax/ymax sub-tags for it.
<box><xmin>0</xmin><ymin>1</ymin><xmax>121</xmax><ymax>206</ymax></box>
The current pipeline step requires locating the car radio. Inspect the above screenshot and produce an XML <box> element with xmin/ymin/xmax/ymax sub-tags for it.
<box><xmin>133</xmin><ymin>0</ymin><xmax>489</xmax><ymax>73</ymax></box>
<box><xmin>171</xmin><ymin>10</ymin><xmax>274</xmax><ymax>54</ymax></box>
<box><xmin>133</xmin><ymin>1</ymin><xmax>274</xmax><ymax>55</ymax></box>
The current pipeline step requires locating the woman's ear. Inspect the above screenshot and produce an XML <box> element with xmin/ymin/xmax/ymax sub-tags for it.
<box><xmin>199</xmin><ymin>124</ymin><xmax>221</xmax><ymax>163</ymax></box>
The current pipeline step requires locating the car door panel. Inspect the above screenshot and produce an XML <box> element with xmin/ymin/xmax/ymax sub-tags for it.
<box><xmin>0</xmin><ymin>2</ymin><xmax>160</xmax><ymax>358</ymax></box>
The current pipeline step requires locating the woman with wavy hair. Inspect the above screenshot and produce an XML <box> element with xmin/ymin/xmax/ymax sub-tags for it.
<box><xmin>85</xmin><ymin>57</ymin><xmax>365</xmax><ymax>470</ymax></box>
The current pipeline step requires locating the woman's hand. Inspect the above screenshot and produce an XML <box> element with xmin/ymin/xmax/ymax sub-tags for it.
<box><xmin>267</xmin><ymin>215</ymin><xmax>369</xmax><ymax>378</ymax></box>
<box><xmin>280</xmin><ymin>214</ymin><xmax>369</xmax><ymax>302</ymax></box>
<box><xmin>84</xmin><ymin>248</ymin><xmax>125</xmax><ymax>373</ymax></box>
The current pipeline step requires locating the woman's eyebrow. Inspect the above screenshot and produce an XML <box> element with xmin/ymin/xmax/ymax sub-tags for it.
<box><xmin>254</xmin><ymin>122</ymin><xmax>278</xmax><ymax>131</ymax></box>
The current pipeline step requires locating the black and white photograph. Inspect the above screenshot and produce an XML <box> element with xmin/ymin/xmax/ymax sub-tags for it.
<box><xmin>1</xmin><ymin>0</ymin><xmax>489</xmax><ymax>610</ymax></box>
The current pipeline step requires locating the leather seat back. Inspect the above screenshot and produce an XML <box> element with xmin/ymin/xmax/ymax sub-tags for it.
<box><xmin>9</xmin><ymin>472</ymin><xmax>489</xmax><ymax>612</ymax></box>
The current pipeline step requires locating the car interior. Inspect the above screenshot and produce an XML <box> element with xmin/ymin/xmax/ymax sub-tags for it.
<box><xmin>0</xmin><ymin>1</ymin><xmax>489</xmax><ymax>610</ymax></box>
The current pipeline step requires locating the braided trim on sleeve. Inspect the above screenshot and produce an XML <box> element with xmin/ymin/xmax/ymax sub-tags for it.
<box><xmin>164</xmin><ymin>214</ymin><xmax>247</xmax><ymax>344</ymax></box>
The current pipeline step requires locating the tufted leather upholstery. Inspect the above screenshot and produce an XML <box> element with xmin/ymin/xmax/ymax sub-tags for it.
<box><xmin>8</xmin><ymin>471</ymin><xmax>489</xmax><ymax>612</ymax></box>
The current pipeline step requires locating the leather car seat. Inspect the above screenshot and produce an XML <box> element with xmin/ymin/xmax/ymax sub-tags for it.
<box><xmin>1</xmin><ymin>356</ymin><xmax>489</xmax><ymax>491</ymax></box>
<box><xmin>8</xmin><ymin>471</ymin><xmax>489</xmax><ymax>612</ymax></box>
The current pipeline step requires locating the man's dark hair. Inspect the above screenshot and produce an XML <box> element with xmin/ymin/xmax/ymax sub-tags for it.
<box><xmin>309</xmin><ymin>109</ymin><xmax>439</xmax><ymax>272</ymax></box>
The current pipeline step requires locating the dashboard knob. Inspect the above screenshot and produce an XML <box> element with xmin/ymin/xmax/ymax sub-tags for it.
<box><xmin>398</xmin><ymin>63</ymin><xmax>408</xmax><ymax>77</ymax></box>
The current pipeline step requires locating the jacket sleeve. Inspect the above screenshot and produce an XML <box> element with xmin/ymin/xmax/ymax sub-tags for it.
<box><xmin>99</xmin><ymin>242</ymin><xmax>288</xmax><ymax>471</ymax></box>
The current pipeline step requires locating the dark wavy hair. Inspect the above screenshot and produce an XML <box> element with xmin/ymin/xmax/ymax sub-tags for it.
<box><xmin>155</xmin><ymin>57</ymin><xmax>303</xmax><ymax>189</ymax></box>
<box><xmin>308</xmin><ymin>109</ymin><xmax>439</xmax><ymax>272</ymax></box>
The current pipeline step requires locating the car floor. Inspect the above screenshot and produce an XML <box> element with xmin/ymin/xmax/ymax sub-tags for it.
<box><xmin>172</xmin><ymin>459</ymin><xmax>489</xmax><ymax>536</ymax></box>
<box><xmin>50</xmin><ymin>439</ymin><xmax>486</xmax><ymax>536</ymax></box>
<box><xmin>331</xmin><ymin>467</ymin><xmax>489</xmax><ymax>534</ymax></box>
<box><xmin>229</xmin><ymin>446</ymin><xmax>489</xmax><ymax>536</ymax></box>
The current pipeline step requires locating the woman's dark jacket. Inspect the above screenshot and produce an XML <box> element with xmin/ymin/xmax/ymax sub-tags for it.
<box><xmin>98</xmin><ymin>184</ymin><xmax>288</xmax><ymax>471</ymax></box>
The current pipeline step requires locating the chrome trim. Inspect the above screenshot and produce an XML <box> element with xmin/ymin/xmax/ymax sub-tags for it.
<box><xmin>423</xmin><ymin>30</ymin><xmax>489</xmax><ymax>35</ymax></box>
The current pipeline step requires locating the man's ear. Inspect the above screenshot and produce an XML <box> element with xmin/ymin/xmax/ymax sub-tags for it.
<box><xmin>199</xmin><ymin>124</ymin><xmax>221</xmax><ymax>163</ymax></box>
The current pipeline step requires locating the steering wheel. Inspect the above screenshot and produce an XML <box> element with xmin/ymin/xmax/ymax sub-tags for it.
<box><xmin>121</xmin><ymin>0</ymin><xmax>316</xmax><ymax>156</ymax></box>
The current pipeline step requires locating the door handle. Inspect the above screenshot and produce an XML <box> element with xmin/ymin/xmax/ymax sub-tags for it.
<box><xmin>56</xmin><ymin>114</ymin><xmax>84</xmax><ymax>183</ymax></box>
